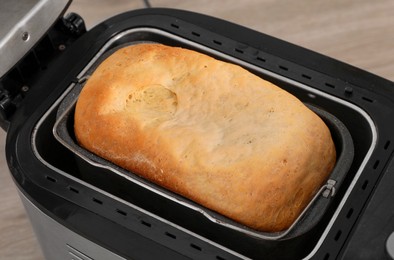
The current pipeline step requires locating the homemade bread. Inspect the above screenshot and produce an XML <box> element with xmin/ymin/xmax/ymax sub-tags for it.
<box><xmin>74</xmin><ymin>43</ymin><xmax>336</xmax><ymax>232</ymax></box>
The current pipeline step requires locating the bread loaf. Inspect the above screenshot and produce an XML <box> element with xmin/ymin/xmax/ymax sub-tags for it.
<box><xmin>74</xmin><ymin>43</ymin><xmax>336</xmax><ymax>232</ymax></box>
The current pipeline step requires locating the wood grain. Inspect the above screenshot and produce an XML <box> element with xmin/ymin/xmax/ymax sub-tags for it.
<box><xmin>0</xmin><ymin>0</ymin><xmax>393</xmax><ymax>259</ymax></box>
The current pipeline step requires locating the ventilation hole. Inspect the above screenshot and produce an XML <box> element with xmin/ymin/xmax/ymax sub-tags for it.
<box><xmin>373</xmin><ymin>160</ymin><xmax>380</xmax><ymax>169</ymax></box>
<box><xmin>324</xmin><ymin>253</ymin><xmax>330</xmax><ymax>260</ymax></box>
<box><xmin>384</xmin><ymin>140</ymin><xmax>391</xmax><ymax>150</ymax></box>
<box><xmin>325</xmin><ymin>83</ymin><xmax>335</xmax><ymax>88</ymax></box>
<box><xmin>141</xmin><ymin>220</ymin><xmax>152</xmax><ymax>227</ymax></box>
<box><xmin>334</xmin><ymin>230</ymin><xmax>342</xmax><ymax>241</ymax></box>
<box><xmin>165</xmin><ymin>232</ymin><xmax>176</xmax><ymax>239</ymax></box>
<box><xmin>346</xmin><ymin>208</ymin><xmax>354</xmax><ymax>219</ymax></box>
<box><xmin>213</xmin><ymin>40</ymin><xmax>222</xmax><ymax>45</ymax></box>
<box><xmin>92</xmin><ymin>198</ymin><xmax>103</xmax><ymax>205</ymax></box>
<box><xmin>68</xmin><ymin>186</ymin><xmax>79</xmax><ymax>194</ymax></box>
<box><xmin>279</xmin><ymin>65</ymin><xmax>288</xmax><ymax>71</ymax></box>
<box><xmin>216</xmin><ymin>256</ymin><xmax>226</xmax><ymax>260</ymax></box>
<box><xmin>362</xmin><ymin>96</ymin><xmax>374</xmax><ymax>103</ymax></box>
<box><xmin>235</xmin><ymin>48</ymin><xmax>244</xmax><ymax>54</ymax></box>
<box><xmin>116</xmin><ymin>209</ymin><xmax>127</xmax><ymax>216</ymax></box>
<box><xmin>46</xmin><ymin>176</ymin><xmax>57</xmax><ymax>183</ymax></box>
<box><xmin>362</xmin><ymin>180</ymin><xmax>369</xmax><ymax>190</ymax></box>
<box><xmin>191</xmin><ymin>31</ymin><xmax>200</xmax><ymax>37</ymax></box>
<box><xmin>190</xmin><ymin>243</ymin><xmax>202</xmax><ymax>251</ymax></box>
<box><xmin>302</xmin><ymin>74</ymin><xmax>312</xmax><ymax>79</ymax></box>
<box><xmin>256</xmin><ymin>56</ymin><xmax>266</xmax><ymax>62</ymax></box>
<box><xmin>170</xmin><ymin>23</ymin><xmax>179</xmax><ymax>29</ymax></box>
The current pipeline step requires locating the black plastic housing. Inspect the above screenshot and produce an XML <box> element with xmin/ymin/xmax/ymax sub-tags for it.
<box><xmin>4</xmin><ymin>8</ymin><xmax>394</xmax><ymax>260</ymax></box>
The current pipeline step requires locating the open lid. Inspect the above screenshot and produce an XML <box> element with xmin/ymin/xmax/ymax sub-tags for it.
<box><xmin>0</xmin><ymin>0</ymin><xmax>71</xmax><ymax>78</ymax></box>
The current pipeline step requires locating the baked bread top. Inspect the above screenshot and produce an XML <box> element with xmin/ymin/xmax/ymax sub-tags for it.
<box><xmin>74</xmin><ymin>43</ymin><xmax>336</xmax><ymax>232</ymax></box>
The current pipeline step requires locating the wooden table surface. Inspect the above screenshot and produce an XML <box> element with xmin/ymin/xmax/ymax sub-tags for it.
<box><xmin>1</xmin><ymin>1</ymin><xmax>393</xmax><ymax>259</ymax></box>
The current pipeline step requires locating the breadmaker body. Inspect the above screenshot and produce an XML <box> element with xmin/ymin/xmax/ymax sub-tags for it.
<box><xmin>2</xmin><ymin>5</ymin><xmax>394</xmax><ymax>260</ymax></box>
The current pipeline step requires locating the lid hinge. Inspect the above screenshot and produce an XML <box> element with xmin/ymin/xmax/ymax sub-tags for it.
<box><xmin>0</xmin><ymin>13</ymin><xmax>86</xmax><ymax>131</ymax></box>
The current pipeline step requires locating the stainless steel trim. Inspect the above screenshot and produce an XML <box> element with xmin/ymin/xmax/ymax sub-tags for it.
<box><xmin>31</xmin><ymin>27</ymin><xmax>377</xmax><ymax>259</ymax></box>
<box><xmin>19</xmin><ymin>191</ymin><xmax>126</xmax><ymax>260</ymax></box>
<box><xmin>387</xmin><ymin>231</ymin><xmax>394</xmax><ymax>259</ymax></box>
<box><xmin>67</xmin><ymin>244</ymin><xmax>94</xmax><ymax>260</ymax></box>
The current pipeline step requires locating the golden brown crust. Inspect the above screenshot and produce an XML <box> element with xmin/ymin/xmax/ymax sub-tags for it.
<box><xmin>74</xmin><ymin>43</ymin><xmax>336</xmax><ymax>232</ymax></box>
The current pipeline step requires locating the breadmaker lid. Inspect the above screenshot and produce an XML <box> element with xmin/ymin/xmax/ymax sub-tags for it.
<box><xmin>0</xmin><ymin>0</ymin><xmax>71</xmax><ymax>78</ymax></box>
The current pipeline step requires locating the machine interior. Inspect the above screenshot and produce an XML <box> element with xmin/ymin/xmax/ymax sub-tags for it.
<box><xmin>31</xmin><ymin>28</ymin><xmax>377</xmax><ymax>258</ymax></box>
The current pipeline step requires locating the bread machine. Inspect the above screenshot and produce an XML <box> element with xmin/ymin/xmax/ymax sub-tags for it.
<box><xmin>1</xmin><ymin>0</ymin><xmax>394</xmax><ymax>259</ymax></box>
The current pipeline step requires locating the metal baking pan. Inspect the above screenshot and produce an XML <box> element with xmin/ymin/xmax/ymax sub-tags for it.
<box><xmin>53</xmin><ymin>28</ymin><xmax>354</xmax><ymax>240</ymax></box>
